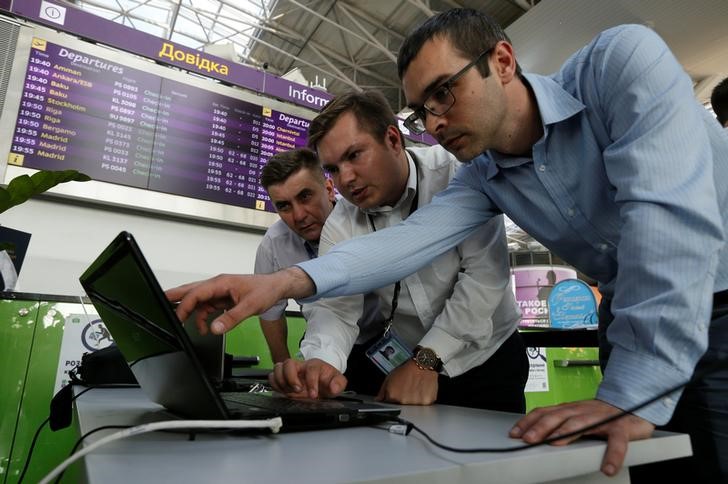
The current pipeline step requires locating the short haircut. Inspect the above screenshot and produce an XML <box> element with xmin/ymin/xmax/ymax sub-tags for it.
<box><xmin>397</xmin><ymin>8</ymin><xmax>521</xmax><ymax>80</ymax></box>
<box><xmin>259</xmin><ymin>148</ymin><xmax>324</xmax><ymax>190</ymax></box>
<box><xmin>711</xmin><ymin>77</ymin><xmax>728</xmax><ymax>126</ymax></box>
<box><xmin>307</xmin><ymin>90</ymin><xmax>404</xmax><ymax>152</ymax></box>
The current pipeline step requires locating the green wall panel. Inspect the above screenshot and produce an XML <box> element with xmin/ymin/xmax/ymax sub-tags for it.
<box><xmin>225</xmin><ymin>315</ymin><xmax>307</xmax><ymax>369</ymax></box>
<box><xmin>0</xmin><ymin>298</ymin><xmax>39</xmax><ymax>484</ymax></box>
<box><xmin>4</xmin><ymin>301</ymin><xmax>82</xmax><ymax>484</ymax></box>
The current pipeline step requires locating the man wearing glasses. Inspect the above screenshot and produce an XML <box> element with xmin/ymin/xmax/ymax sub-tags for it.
<box><xmin>168</xmin><ymin>8</ymin><xmax>728</xmax><ymax>481</ymax></box>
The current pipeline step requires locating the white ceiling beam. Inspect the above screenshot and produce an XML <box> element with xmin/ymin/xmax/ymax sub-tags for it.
<box><xmin>404</xmin><ymin>0</ymin><xmax>434</xmax><ymax>17</ymax></box>
<box><xmin>283</xmin><ymin>0</ymin><xmax>397</xmax><ymax>60</ymax></box>
<box><xmin>505</xmin><ymin>0</ymin><xmax>533</xmax><ymax>12</ymax></box>
<box><xmin>338</xmin><ymin>2</ymin><xmax>405</xmax><ymax>41</ymax></box>
<box><xmin>439</xmin><ymin>0</ymin><xmax>464</xmax><ymax>8</ymax></box>
<box><xmin>335</xmin><ymin>3</ymin><xmax>396</xmax><ymax>62</ymax></box>
<box><xmin>306</xmin><ymin>37</ymin><xmax>400</xmax><ymax>88</ymax></box>
<box><xmin>308</xmin><ymin>43</ymin><xmax>360</xmax><ymax>90</ymax></box>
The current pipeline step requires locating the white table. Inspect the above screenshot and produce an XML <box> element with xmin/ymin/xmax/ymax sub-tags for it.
<box><xmin>70</xmin><ymin>388</ymin><xmax>691</xmax><ymax>484</ymax></box>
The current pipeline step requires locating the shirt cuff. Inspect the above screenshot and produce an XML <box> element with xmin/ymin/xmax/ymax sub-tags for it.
<box><xmin>419</xmin><ymin>326</ymin><xmax>467</xmax><ymax>377</ymax></box>
<box><xmin>300</xmin><ymin>343</ymin><xmax>349</xmax><ymax>373</ymax></box>
<box><xmin>596</xmin><ymin>345</ymin><xmax>690</xmax><ymax>425</ymax></box>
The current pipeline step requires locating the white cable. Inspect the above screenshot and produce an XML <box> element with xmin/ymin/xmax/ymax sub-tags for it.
<box><xmin>39</xmin><ymin>418</ymin><xmax>283</xmax><ymax>484</ymax></box>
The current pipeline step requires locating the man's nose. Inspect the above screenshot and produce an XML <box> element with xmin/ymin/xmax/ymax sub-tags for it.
<box><xmin>338</xmin><ymin>163</ymin><xmax>356</xmax><ymax>186</ymax></box>
<box><xmin>425</xmin><ymin>111</ymin><xmax>446</xmax><ymax>136</ymax></box>
<box><xmin>292</xmin><ymin>203</ymin><xmax>307</xmax><ymax>222</ymax></box>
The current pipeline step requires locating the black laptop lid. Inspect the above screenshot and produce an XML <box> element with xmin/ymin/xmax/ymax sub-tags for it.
<box><xmin>79</xmin><ymin>231</ymin><xmax>230</xmax><ymax>419</ymax></box>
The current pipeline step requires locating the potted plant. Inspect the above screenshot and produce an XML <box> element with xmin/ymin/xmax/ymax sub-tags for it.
<box><xmin>1</xmin><ymin>169</ymin><xmax>90</xmax><ymax>289</ymax></box>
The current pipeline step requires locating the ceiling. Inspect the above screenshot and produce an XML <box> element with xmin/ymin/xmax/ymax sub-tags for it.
<box><xmin>66</xmin><ymin>0</ymin><xmax>538</xmax><ymax>115</ymax></box>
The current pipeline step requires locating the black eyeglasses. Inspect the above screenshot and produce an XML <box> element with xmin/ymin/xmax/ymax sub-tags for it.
<box><xmin>404</xmin><ymin>47</ymin><xmax>493</xmax><ymax>135</ymax></box>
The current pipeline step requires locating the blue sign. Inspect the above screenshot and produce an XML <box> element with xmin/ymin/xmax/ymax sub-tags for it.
<box><xmin>547</xmin><ymin>279</ymin><xmax>598</xmax><ymax>329</ymax></box>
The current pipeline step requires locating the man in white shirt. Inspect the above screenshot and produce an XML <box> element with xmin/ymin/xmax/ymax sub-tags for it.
<box><xmin>269</xmin><ymin>91</ymin><xmax>527</xmax><ymax>411</ymax></box>
<box><xmin>253</xmin><ymin>149</ymin><xmax>336</xmax><ymax>362</ymax></box>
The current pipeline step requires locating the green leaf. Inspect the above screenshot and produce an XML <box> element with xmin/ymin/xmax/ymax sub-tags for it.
<box><xmin>0</xmin><ymin>169</ymin><xmax>91</xmax><ymax>214</ymax></box>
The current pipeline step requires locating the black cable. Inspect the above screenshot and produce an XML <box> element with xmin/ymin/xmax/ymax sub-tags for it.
<box><xmin>52</xmin><ymin>425</ymin><xmax>133</xmax><ymax>484</ymax></box>
<box><xmin>17</xmin><ymin>386</ymin><xmax>95</xmax><ymax>484</ymax></box>
<box><xmin>390</xmin><ymin>355</ymin><xmax>728</xmax><ymax>454</ymax></box>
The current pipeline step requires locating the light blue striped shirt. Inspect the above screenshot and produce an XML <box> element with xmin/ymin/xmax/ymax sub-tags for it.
<box><xmin>298</xmin><ymin>25</ymin><xmax>728</xmax><ymax>424</ymax></box>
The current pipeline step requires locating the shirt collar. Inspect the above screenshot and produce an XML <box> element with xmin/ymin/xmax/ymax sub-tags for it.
<box><xmin>361</xmin><ymin>151</ymin><xmax>416</xmax><ymax>215</ymax></box>
<box><xmin>482</xmin><ymin>73</ymin><xmax>585</xmax><ymax>180</ymax></box>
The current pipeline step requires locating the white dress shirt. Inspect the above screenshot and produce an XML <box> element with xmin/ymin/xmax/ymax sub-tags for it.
<box><xmin>301</xmin><ymin>145</ymin><xmax>521</xmax><ymax>377</ymax></box>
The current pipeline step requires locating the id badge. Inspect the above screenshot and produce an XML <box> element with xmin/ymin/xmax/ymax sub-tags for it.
<box><xmin>365</xmin><ymin>329</ymin><xmax>412</xmax><ymax>375</ymax></box>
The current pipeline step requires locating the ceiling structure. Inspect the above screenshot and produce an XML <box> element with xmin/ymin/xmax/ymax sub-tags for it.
<box><xmin>65</xmin><ymin>0</ymin><xmax>537</xmax><ymax>116</ymax></box>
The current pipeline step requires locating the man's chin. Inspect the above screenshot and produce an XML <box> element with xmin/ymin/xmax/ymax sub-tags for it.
<box><xmin>297</xmin><ymin>229</ymin><xmax>320</xmax><ymax>241</ymax></box>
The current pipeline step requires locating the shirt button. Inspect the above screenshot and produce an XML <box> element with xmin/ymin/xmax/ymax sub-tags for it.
<box><xmin>698</xmin><ymin>324</ymin><xmax>706</xmax><ymax>332</ymax></box>
<box><xmin>567</xmin><ymin>208</ymin><xmax>575</xmax><ymax>217</ymax></box>
<box><xmin>598</xmin><ymin>243</ymin><xmax>608</xmax><ymax>251</ymax></box>
<box><xmin>538</xmin><ymin>165</ymin><xmax>546</xmax><ymax>172</ymax></box>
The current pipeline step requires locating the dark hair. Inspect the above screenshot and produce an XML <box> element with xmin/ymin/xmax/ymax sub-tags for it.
<box><xmin>397</xmin><ymin>8</ymin><xmax>520</xmax><ymax>79</ymax></box>
<box><xmin>307</xmin><ymin>91</ymin><xmax>403</xmax><ymax>151</ymax></box>
<box><xmin>711</xmin><ymin>77</ymin><xmax>728</xmax><ymax>126</ymax></box>
<box><xmin>260</xmin><ymin>148</ymin><xmax>324</xmax><ymax>189</ymax></box>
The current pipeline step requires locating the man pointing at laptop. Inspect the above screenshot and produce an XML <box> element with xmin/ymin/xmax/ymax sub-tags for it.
<box><xmin>168</xmin><ymin>7</ymin><xmax>728</xmax><ymax>481</ymax></box>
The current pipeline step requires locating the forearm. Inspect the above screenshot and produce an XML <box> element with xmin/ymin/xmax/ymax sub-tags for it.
<box><xmin>259</xmin><ymin>317</ymin><xmax>290</xmax><ymax>363</ymax></box>
<box><xmin>278</xmin><ymin>266</ymin><xmax>316</xmax><ymax>300</ymax></box>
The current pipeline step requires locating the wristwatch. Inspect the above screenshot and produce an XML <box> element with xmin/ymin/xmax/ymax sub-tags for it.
<box><xmin>412</xmin><ymin>346</ymin><xmax>443</xmax><ymax>372</ymax></box>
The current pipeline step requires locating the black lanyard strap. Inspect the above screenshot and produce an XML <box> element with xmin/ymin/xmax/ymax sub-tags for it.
<box><xmin>366</xmin><ymin>153</ymin><xmax>419</xmax><ymax>333</ymax></box>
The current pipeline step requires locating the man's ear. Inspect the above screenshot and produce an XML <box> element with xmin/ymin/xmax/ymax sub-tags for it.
<box><xmin>384</xmin><ymin>124</ymin><xmax>404</xmax><ymax>153</ymax></box>
<box><xmin>324</xmin><ymin>177</ymin><xmax>336</xmax><ymax>202</ymax></box>
<box><xmin>492</xmin><ymin>40</ymin><xmax>517</xmax><ymax>84</ymax></box>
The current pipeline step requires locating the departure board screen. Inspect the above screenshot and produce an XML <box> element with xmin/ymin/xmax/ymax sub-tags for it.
<box><xmin>9</xmin><ymin>38</ymin><xmax>311</xmax><ymax>212</ymax></box>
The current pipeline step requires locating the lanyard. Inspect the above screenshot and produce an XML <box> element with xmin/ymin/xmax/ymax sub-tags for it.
<box><xmin>367</xmin><ymin>154</ymin><xmax>419</xmax><ymax>336</ymax></box>
<box><xmin>303</xmin><ymin>241</ymin><xmax>317</xmax><ymax>260</ymax></box>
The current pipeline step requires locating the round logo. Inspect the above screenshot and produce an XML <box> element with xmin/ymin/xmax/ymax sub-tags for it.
<box><xmin>81</xmin><ymin>319</ymin><xmax>114</xmax><ymax>352</ymax></box>
<box><xmin>42</xmin><ymin>5</ymin><xmax>62</xmax><ymax>19</ymax></box>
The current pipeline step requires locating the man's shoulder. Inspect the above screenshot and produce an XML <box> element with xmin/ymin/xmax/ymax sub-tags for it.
<box><xmin>263</xmin><ymin>218</ymin><xmax>293</xmax><ymax>236</ymax></box>
<box><xmin>261</xmin><ymin>218</ymin><xmax>299</xmax><ymax>245</ymax></box>
<box><xmin>407</xmin><ymin>144</ymin><xmax>459</xmax><ymax>170</ymax></box>
<box><xmin>563</xmin><ymin>24</ymin><xmax>667</xmax><ymax>76</ymax></box>
<box><xmin>326</xmin><ymin>195</ymin><xmax>360</xmax><ymax>222</ymax></box>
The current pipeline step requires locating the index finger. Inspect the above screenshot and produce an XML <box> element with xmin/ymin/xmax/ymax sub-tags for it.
<box><xmin>165</xmin><ymin>281</ymin><xmax>205</xmax><ymax>321</ymax></box>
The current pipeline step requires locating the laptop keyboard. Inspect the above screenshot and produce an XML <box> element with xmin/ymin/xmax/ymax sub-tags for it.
<box><xmin>222</xmin><ymin>392</ymin><xmax>348</xmax><ymax>413</ymax></box>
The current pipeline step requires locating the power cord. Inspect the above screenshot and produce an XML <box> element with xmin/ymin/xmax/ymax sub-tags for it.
<box><xmin>17</xmin><ymin>385</ymin><xmax>95</xmax><ymax>484</ymax></box>
<box><xmin>38</xmin><ymin>417</ymin><xmax>284</xmax><ymax>484</ymax></box>
<box><xmin>17</xmin><ymin>364</ymin><xmax>140</xmax><ymax>484</ymax></box>
<box><xmin>387</xmin><ymin>355</ymin><xmax>728</xmax><ymax>453</ymax></box>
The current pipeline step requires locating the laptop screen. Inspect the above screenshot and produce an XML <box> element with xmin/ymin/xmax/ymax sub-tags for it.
<box><xmin>79</xmin><ymin>231</ymin><xmax>230</xmax><ymax>419</ymax></box>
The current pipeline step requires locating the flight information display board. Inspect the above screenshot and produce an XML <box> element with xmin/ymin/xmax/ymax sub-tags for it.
<box><xmin>9</xmin><ymin>38</ymin><xmax>311</xmax><ymax>212</ymax></box>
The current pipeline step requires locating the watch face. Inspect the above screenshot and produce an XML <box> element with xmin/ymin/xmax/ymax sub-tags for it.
<box><xmin>416</xmin><ymin>348</ymin><xmax>438</xmax><ymax>370</ymax></box>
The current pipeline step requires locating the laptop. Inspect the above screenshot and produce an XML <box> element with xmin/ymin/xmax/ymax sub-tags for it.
<box><xmin>79</xmin><ymin>231</ymin><xmax>400</xmax><ymax>431</ymax></box>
